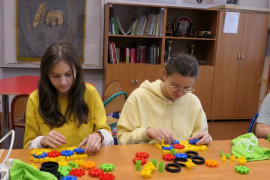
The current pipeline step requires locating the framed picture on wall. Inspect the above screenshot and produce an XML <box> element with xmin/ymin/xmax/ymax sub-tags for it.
<box><xmin>16</xmin><ymin>0</ymin><xmax>85</xmax><ymax>62</ymax></box>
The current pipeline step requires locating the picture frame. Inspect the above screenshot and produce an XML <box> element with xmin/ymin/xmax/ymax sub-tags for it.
<box><xmin>16</xmin><ymin>0</ymin><xmax>86</xmax><ymax>62</ymax></box>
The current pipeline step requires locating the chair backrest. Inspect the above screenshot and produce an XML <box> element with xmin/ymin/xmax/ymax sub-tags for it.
<box><xmin>104</xmin><ymin>91</ymin><xmax>128</xmax><ymax>145</ymax></box>
<box><xmin>104</xmin><ymin>91</ymin><xmax>128</xmax><ymax>114</ymax></box>
<box><xmin>102</xmin><ymin>80</ymin><xmax>122</xmax><ymax>102</ymax></box>
<box><xmin>248</xmin><ymin>113</ymin><xmax>259</xmax><ymax>133</ymax></box>
<box><xmin>11</xmin><ymin>94</ymin><xmax>29</xmax><ymax>130</ymax></box>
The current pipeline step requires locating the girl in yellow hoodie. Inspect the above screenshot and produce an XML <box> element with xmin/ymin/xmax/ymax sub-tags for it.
<box><xmin>117</xmin><ymin>53</ymin><xmax>211</xmax><ymax>145</ymax></box>
<box><xmin>24</xmin><ymin>41</ymin><xmax>113</xmax><ymax>152</ymax></box>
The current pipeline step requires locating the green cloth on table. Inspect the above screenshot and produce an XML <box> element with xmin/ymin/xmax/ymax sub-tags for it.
<box><xmin>231</xmin><ymin>133</ymin><xmax>270</xmax><ymax>162</ymax></box>
<box><xmin>10</xmin><ymin>159</ymin><xmax>57</xmax><ymax>180</ymax></box>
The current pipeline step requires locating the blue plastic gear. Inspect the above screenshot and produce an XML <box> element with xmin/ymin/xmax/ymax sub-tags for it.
<box><xmin>189</xmin><ymin>139</ymin><xmax>200</xmax><ymax>144</ymax></box>
<box><xmin>73</xmin><ymin>148</ymin><xmax>85</xmax><ymax>154</ymax></box>
<box><xmin>172</xmin><ymin>140</ymin><xmax>179</xmax><ymax>144</ymax></box>
<box><xmin>235</xmin><ymin>165</ymin><xmax>250</xmax><ymax>174</ymax></box>
<box><xmin>175</xmin><ymin>153</ymin><xmax>187</xmax><ymax>159</ymax></box>
<box><xmin>100</xmin><ymin>163</ymin><xmax>115</xmax><ymax>172</ymax></box>
<box><xmin>61</xmin><ymin>175</ymin><xmax>77</xmax><ymax>180</ymax></box>
<box><xmin>162</xmin><ymin>145</ymin><xmax>174</xmax><ymax>150</ymax></box>
<box><xmin>33</xmin><ymin>152</ymin><xmax>47</xmax><ymax>159</ymax></box>
<box><xmin>61</xmin><ymin>150</ymin><xmax>74</xmax><ymax>156</ymax></box>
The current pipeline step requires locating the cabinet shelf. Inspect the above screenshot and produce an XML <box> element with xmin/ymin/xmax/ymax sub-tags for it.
<box><xmin>109</xmin><ymin>34</ymin><xmax>163</xmax><ymax>39</ymax></box>
<box><xmin>165</xmin><ymin>37</ymin><xmax>216</xmax><ymax>41</ymax></box>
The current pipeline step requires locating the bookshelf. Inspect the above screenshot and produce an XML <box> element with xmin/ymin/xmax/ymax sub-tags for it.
<box><xmin>103</xmin><ymin>3</ymin><xmax>219</xmax><ymax>117</ymax></box>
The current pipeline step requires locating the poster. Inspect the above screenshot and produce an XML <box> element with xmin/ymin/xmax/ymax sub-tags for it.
<box><xmin>16</xmin><ymin>0</ymin><xmax>85</xmax><ymax>61</ymax></box>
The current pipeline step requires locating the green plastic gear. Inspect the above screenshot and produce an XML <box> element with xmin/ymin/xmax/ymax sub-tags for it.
<box><xmin>235</xmin><ymin>165</ymin><xmax>250</xmax><ymax>174</ymax></box>
<box><xmin>100</xmin><ymin>163</ymin><xmax>115</xmax><ymax>172</ymax></box>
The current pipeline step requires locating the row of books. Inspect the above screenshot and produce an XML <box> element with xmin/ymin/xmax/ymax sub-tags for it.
<box><xmin>109</xmin><ymin>9</ymin><xmax>164</xmax><ymax>36</ymax></box>
<box><xmin>108</xmin><ymin>42</ymin><xmax>160</xmax><ymax>64</ymax></box>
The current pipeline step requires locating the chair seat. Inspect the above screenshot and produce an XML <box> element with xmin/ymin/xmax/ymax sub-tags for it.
<box><xmin>106</xmin><ymin>116</ymin><xmax>118</xmax><ymax>125</ymax></box>
<box><xmin>14</xmin><ymin>117</ymin><xmax>26</xmax><ymax>127</ymax></box>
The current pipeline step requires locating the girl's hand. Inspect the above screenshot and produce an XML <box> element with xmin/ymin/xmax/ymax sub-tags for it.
<box><xmin>78</xmin><ymin>133</ymin><xmax>102</xmax><ymax>153</ymax></box>
<box><xmin>189</xmin><ymin>131</ymin><xmax>211</xmax><ymax>145</ymax></box>
<box><xmin>146</xmin><ymin>127</ymin><xmax>175</xmax><ymax>144</ymax></box>
<box><xmin>40</xmin><ymin>130</ymin><xmax>67</xmax><ymax>148</ymax></box>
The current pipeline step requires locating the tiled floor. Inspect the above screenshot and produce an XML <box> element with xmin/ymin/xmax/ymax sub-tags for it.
<box><xmin>208</xmin><ymin>120</ymin><xmax>251</xmax><ymax>140</ymax></box>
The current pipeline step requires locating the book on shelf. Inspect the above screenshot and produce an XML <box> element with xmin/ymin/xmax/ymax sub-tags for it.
<box><xmin>159</xmin><ymin>8</ymin><xmax>164</xmax><ymax>36</ymax></box>
<box><xmin>125</xmin><ymin>48</ymin><xmax>130</xmax><ymax>63</ymax></box>
<box><xmin>130</xmin><ymin>48</ymin><xmax>136</xmax><ymax>63</ymax></box>
<box><xmin>111</xmin><ymin>17</ymin><xmax>119</xmax><ymax>35</ymax></box>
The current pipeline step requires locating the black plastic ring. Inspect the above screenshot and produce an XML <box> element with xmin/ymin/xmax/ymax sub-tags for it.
<box><xmin>185</xmin><ymin>151</ymin><xmax>199</xmax><ymax>158</ymax></box>
<box><xmin>165</xmin><ymin>163</ymin><xmax>181</xmax><ymax>173</ymax></box>
<box><xmin>173</xmin><ymin>158</ymin><xmax>187</xmax><ymax>167</ymax></box>
<box><xmin>191</xmin><ymin>156</ymin><xmax>205</xmax><ymax>165</ymax></box>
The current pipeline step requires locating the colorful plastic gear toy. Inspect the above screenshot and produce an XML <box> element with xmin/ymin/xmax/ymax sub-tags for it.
<box><xmin>61</xmin><ymin>150</ymin><xmax>74</xmax><ymax>157</ymax></box>
<box><xmin>135</xmin><ymin>152</ymin><xmax>149</xmax><ymax>159</ymax></box>
<box><xmin>133</xmin><ymin>157</ymin><xmax>146</xmax><ymax>165</ymax></box>
<box><xmin>173</xmin><ymin>144</ymin><xmax>185</xmax><ymax>150</ymax></box>
<box><xmin>99</xmin><ymin>173</ymin><xmax>115</xmax><ymax>180</ymax></box>
<box><xmin>69</xmin><ymin>168</ymin><xmax>85</xmax><ymax>177</ymax></box>
<box><xmin>60</xmin><ymin>175</ymin><xmax>77</xmax><ymax>180</ymax></box>
<box><xmin>235</xmin><ymin>165</ymin><xmax>250</xmax><ymax>174</ymax></box>
<box><xmin>175</xmin><ymin>153</ymin><xmax>187</xmax><ymax>159</ymax></box>
<box><xmin>100</xmin><ymin>163</ymin><xmax>115</xmax><ymax>172</ymax></box>
<box><xmin>162</xmin><ymin>145</ymin><xmax>174</xmax><ymax>151</ymax></box>
<box><xmin>162</xmin><ymin>154</ymin><xmax>175</xmax><ymax>161</ymax></box>
<box><xmin>47</xmin><ymin>151</ymin><xmax>61</xmax><ymax>158</ymax></box>
<box><xmin>205</xmin><ymin>160</ymin><xmax>219</xmax><ymax>167</ymax></box>
<box><xmin>88</xmin><ymin>168</ymin><xmax>104</xmax><ymax>177</ymax></box>
<box><xmin>189</xmin><ymin>139</ymin><xmax>200</xmax><ymax>144</ymax></box>
<box><xmin>73</xmin><ymin>148</ymin><xmax>85</xmax><ymax>154</ymax></box>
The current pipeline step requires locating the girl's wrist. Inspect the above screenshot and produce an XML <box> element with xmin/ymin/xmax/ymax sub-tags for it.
<box><xmin>95</xmin><ymin>131</ymin><xmax>104</xmax><ymax>143</ymax></box>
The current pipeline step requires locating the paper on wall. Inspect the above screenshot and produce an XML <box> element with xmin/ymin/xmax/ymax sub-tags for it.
<box><xmin>223</xmin><ymin>12</ymin><xmax>240</xmax><ymax>33</ymax></box>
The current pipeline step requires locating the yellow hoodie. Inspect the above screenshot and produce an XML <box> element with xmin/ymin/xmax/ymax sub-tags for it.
<box><xmin>24</xmin><ymin>83</ymin><xmax>112</xmax><ymax>148</ymax></box>
<box><xmin>117</xmin><ymin>79</ymin><xmax>208</xmax><ymax>145</ymax></box>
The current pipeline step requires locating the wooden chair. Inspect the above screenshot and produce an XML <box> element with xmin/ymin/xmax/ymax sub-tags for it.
<box><xmin>248</xmin><ymin>113</ymin><xmax>259</xmax><ymax>133</ymax></box>
<box><xmin>102</xmin><ymin>80</ymin><xmax>122</xmax><ymax>102</ymax></box>
<box><xmin>104</xmin><ymin>91</ymin><xmax>128</xmax><ymax>145</ymax></box>
<box><xmin>10</xmin><ymin>94</ymin><xmax>29</xmax><ymax>130</ymax></box>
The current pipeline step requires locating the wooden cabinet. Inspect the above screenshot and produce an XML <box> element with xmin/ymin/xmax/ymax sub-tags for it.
<box><xmin>104</xmin><ymin>64</ymin><xmax>162</xmax><ymax>94</ymax></box>
<box><xmin>103</xmin><ymin>3</ymin><xmax>219</xmax><ymax>118</ymax></box>
<box><xmin>211</xmin><ymin>11</ymin><xmax>269</xmax><ymax>119</ymax></box>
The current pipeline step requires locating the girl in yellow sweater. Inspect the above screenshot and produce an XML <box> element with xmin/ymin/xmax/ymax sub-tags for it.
<box><xmin>24</xmin><ymin>41</ymin><xmax>113</xmax><ymax>152</ymax></box>
<box><xmin>117</xmin><ymin>53</ymin><xmax>211</xmax><ymax>145</ymax></box>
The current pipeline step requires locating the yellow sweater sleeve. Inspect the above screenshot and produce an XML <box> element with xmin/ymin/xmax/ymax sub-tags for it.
<box><xmin>117</xmin><ymin>95</ymin><xmax>151</xmax><ymax>145</ymax></box>
<box><xmin>24</xmin><ymin>90</ymin><xmax>41</xmax><ymax>148</ymax></box>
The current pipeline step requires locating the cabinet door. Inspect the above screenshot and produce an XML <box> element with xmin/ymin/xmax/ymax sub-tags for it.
<box><xmin>194</xmin><ymin>66</ymin><xmax>214</xmax><ymax>118</ymax></box>
<box><xmin>234</xmin><ymin>13</ymin><xmax>269</xmax><ymax>118</ymax></box>
<box><xmin>105</xmin><ymin>64</ymin><xmax>133</xmax><ymax>94</ymax></box>
<box><xmin>133</xmin><ymin>64</ymin><xmax>163</xmax><ymax>91</ymax></box>
<box><xmin>211</xmin><ymin>12</ymin><xmax>245</xmax><ymax>119</ymax></box>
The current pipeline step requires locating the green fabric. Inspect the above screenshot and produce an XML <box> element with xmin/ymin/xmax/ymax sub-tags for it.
<box><xmin>231</xmin><ymin>133</ymin><xmax>270</xmax><ymax>162</ymax></box>
<box><xmin>10</xmin><ymin>159</ymin><xmax>57</xmax><ymax>180</ymax></box>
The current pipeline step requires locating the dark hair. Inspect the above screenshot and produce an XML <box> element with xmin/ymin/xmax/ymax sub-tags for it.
<box><xmin>38</xmin><ymin>40</ymin><xmax>89</xmax><ymax>128</ymax></box>
<box><xmin>165</xmin><ymin>53</ymin><xmax>199</xmax><ymax>77</ymax></box>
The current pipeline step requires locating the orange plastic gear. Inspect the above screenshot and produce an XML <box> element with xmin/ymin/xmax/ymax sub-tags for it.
<box><xmin>205</xmin><ymin>159</ymin><xmax>219</xmax><ymax>167</ymax></box>
<box><xmin>81</xmin><ymin>161</ymin><xmax>96</xmax><ymax>170</ymax></box>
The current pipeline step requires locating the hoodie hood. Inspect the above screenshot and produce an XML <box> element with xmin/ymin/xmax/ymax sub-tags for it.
<box><xmin>140</xmin><ymin>79</ymin><xmax>169</xmax><ymax>102</ymax></box>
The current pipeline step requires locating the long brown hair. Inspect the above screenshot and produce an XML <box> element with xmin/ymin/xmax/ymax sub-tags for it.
<box><xmin>38</xmin><ymin>41</ymin><xmax>89</xmax><ymax>128</ymax></box>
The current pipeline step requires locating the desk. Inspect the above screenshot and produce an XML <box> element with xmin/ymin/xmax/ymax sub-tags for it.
<box><xmin>1</xmin><ymin>139</ymin><xmax>270</xmax><ymax>179</ymax></box>
<box><xmin>0</xmin><ymin>76</ymin><xmax>39</xmax><ymax>148</ymax></box>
